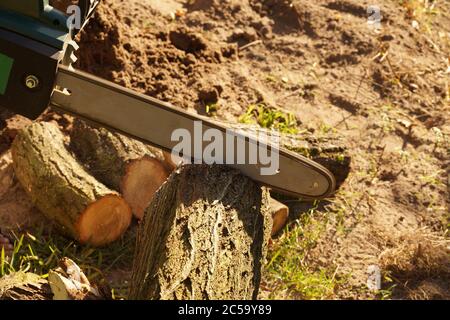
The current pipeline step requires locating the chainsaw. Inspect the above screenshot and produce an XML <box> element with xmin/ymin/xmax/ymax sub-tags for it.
<box><xmin>0</xmin><ymin>0</ymin><xmax>336</xmax><ymax>199</ymax></box>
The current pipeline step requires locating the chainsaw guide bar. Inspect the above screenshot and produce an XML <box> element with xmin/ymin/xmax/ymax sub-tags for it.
<box><xmin>51</xmin><ymin>66</ymin><xmax>336</xmax><ymax>199</ymax></box>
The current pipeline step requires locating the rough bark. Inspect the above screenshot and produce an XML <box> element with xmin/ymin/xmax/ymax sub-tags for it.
<box><xmin>0</xmin><ymin>272</ymin><xmax>52</xmax><ymax>300</ymax></box>
<box><xmin>11</xmin><ymin>122</ymin><xmax>132</xmax><ymax>246</ymax></box>
<box><xmin>212</xmin><ymin>121</ymin><xmax>351</xmax><ymax>188</ymax></box>
<box><xmin>279</xmin><ymin>132</ymin><xmax>351</xmax><ymax>188</ymax></box>
<box><xmin>129</xmin><ymin>165</ymin><xmax>272</xmax><ymax>300</ymax></box>
<box><xmin>70</xmin><ymin>119</ymin><xmax>169</xmax><ymax>219</ymax></box>
<box><xmin>0</xmin><ymin>259</ymin><xmax>109</xmax><ymax>300</ymax></box>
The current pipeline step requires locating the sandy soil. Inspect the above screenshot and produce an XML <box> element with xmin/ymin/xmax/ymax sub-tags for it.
<box><xmin>0</xmin><ymin>0</ymin><xmax>448</xmax><ymax>299</ymax></box>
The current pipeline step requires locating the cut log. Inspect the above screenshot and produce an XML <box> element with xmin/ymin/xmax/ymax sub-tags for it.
<box><xmin>269</xmin><ymin>197</ymin><xmax>289</xmax><ymax>236</ymax></box>
<box><xmin>280</xmin><ymin>131</ymin><xmax>351</xmax><ymax>188</ymax></box>
<box><xmin>162</xmin><ymin>150</ymin><xmax>181</xmax><ymax>171</ymax></box>
<box><xmin>11</xmin><ymin>122</ymin><xmax>132</xmax><ymax>246</ymax></box>
<box><xmin>70</xmin><ymin>119</ymin><xmax>169</xmax><ymax>219</ymax></box>
<box><xmin>0</xmin><ymin>272</ymin><xmax>52</xmax><ymax>300</ymax></box>
<box><xmin>0</xmin><ymin>258</ymin><xmax>109</xmax><ymax>300</ymax></box>
<box><xmin>129</xmin><ymin>165</ymin><xmax>273</xmax><ymax>300</ymax></box>
<box><xmin>163</xmin><ymin>152</ymin><xmax>288</xmax><ymax>236</ymax></box>
<box><xmin>49</xmin><ymin>1</ymin><xmax>73</xmax><ymax>12</ymax></box>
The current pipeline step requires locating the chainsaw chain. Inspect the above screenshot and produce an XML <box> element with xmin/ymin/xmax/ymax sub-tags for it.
<box><xmin>78</xmin><ymin>0</ymin><xmax>100</xmax><ymax>33</ymax></box>
<box><xmin>62</xmin><ymin>1</ymin><xmax>100</xmax><ymax>66</ymax></box>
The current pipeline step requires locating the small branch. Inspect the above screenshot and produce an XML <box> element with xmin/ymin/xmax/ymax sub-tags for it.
<box><xmin>239</xmin><ymin>40</ymin><xmax>263</xmax><ymax>52</ymax></box>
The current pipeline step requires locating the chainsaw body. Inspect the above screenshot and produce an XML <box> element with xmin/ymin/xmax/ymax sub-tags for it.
<box><xmin>0</xmin><ymin>0</ymin><xmax>95</xmax><ymax>118</ymax></box>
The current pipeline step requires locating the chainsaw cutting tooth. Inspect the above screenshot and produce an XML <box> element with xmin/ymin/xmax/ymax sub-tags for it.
<box><xmin>62</xmin><ymin>40</ymin><xmax>80</xmax><ymax>66</ymax></box>
<box><xmin>68</xmin><ymin>40</ymin><xmax>80</xmax><ymax>51</ymax></box>
<box><xmin>70</xmin><ymin>52</ymin><xmax>78</xmax><ymax>64</ymax></box>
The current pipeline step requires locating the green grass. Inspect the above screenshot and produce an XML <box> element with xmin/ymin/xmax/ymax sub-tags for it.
<box><xmin>264</xmin><ymin>204</ymin><xmax>343</xmax><ymax>299</ymax></box>
<box><xmin>239</xmin><ymin>103</ymin><xmax>299</xmax><ymax>135</ymax></box>
<box><xmin>0</xmin><ymin>225</ymin><xmax>136</xmax><ymax>287</ymax></box>
<box><xmin>399</xmin><ymin>0</ymin><xmax>440</xmax><ymax>32</ymax></box>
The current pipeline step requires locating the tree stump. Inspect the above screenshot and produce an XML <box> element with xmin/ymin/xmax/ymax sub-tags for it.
<box><xmin>70</xmin><ymin>119</ymin><xmax>169</xmax><ymax>219</ymax></box>
<box><xmin>11</xmin><ymin>122</ymin><xmax>132</xmax><ymax>246</ymax></box>
<box><xmin>129</xmin><ymin>165</ymin><xmax>272</xmax><ymax>300</ymax></box>
<box><xmin>210</xmin><ymin>121</ymin><xmax>351</xmax><ymax>188</ymax></box>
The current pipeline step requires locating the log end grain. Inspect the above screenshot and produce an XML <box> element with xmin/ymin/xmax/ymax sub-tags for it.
<box><xmin>269</xmin><ymin>197</ymin><xmax>289</xmax><ymax>236</ymax></box>
<box><xmin>122</xmin><ymin>156</ymin><xmax>169</xmax><ymax>220</ymax></box>
<box><xmin>77</xmin><ymin>195</ymin><xmax>132</xmax><ymax>246</ymax></box>
<box><xmin>70</xmin><ymin>119</ymin><xmax>170</xmax><ymax>219</ymax></box>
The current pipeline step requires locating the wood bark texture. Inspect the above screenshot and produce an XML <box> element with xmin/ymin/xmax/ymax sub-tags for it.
<box><xmin>70</xmin><ymin>119</ymin><xmax>169</xmax><ymax>219</ymax></box>
<box><xmin>129</xmin><ymin>164</ymin><xmax>273</xmax><ymax>300</ymax></box>
<box><xmin>0</xmin><ymin>272</ymin><xmax>52</xmax><ymax>300</ymax></box>
<box><xmin>11</xmin><ymin>122</ymin><xmax>132</xmax><ymax>246</ymax></box>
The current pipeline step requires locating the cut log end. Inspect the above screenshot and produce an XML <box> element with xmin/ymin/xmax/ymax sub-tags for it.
<box><xmin>70</xmin><ymin>119</ymin><xmax>170</xmax><ymax>219</ymax></box>
<box><xmin>122</xmin><ymin>157</ymin><xmax>169</xmax><ymax>220</ymax></box>
<box><xmin>269</xmin><ymin>197</ymin><xmax>289</xmax><ymax>236</ymax></box>
<box><xmin>77</xmin><ymin>195</ymin><xmax>132</xmax><ymax>247</ymax></box>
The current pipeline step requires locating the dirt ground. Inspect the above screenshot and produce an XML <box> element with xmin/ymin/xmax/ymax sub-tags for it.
<box><xmin>0</xmin><ymin>0</ymin><xmax>449</xmax><ymax>299</ymax></box>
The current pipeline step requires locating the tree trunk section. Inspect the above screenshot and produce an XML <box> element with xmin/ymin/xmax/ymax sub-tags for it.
<box><xmin>70</xmin><ymin>119</ymin><xmax>169</xmax><ymax>219</ymax></box>
<box><xmin>279</xmin><ymin>131</ymin><xmax>351</xmax><ymax>188</ymax></box>
<box><xmin>11</xmin><ymin>122</ymin><xmax>132</xmax><ymax>246</ymax></box>
<box><xmin>211</xmin><ymin>121</ymin><xmax>351</xmax><ymax>188</ymax></box>
<box><xmin>0</xmin><ymin>272</ymin><xmax>52</xmax><ymax>300</ymax></box>
<box><xmin>129</xmin><ymin>165</ymin><xmax>272</xmax><ymax>300</ymax></box>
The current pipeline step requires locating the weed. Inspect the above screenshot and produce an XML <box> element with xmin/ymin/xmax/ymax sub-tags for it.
<box><xmin>400</xmin><ymin>0</ymin><xmax>439</xmax><ymax>32</ymax></box>
<box><xmin>239</xmin><ymin>104</ymin><xmax>299</xmax><ymax>134</ymax></box>
<box><xmin>318</xmin><ymin>123</ymin><xmax>335</xmax><ymax>135</ymax></box>
<box><xmin>264</xmin><ymin>205</ymin><xmax>343</xmax><ymax>299</ymax></box>
<box><xmin>205</xmin><ymin>103</ymin><xmax>218</xmax><ymax>116</ymax></box>
<box><xmin>265</xmin><ymin>74</ymin><xmax>277</xmax><ymax>83</ymax></box>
